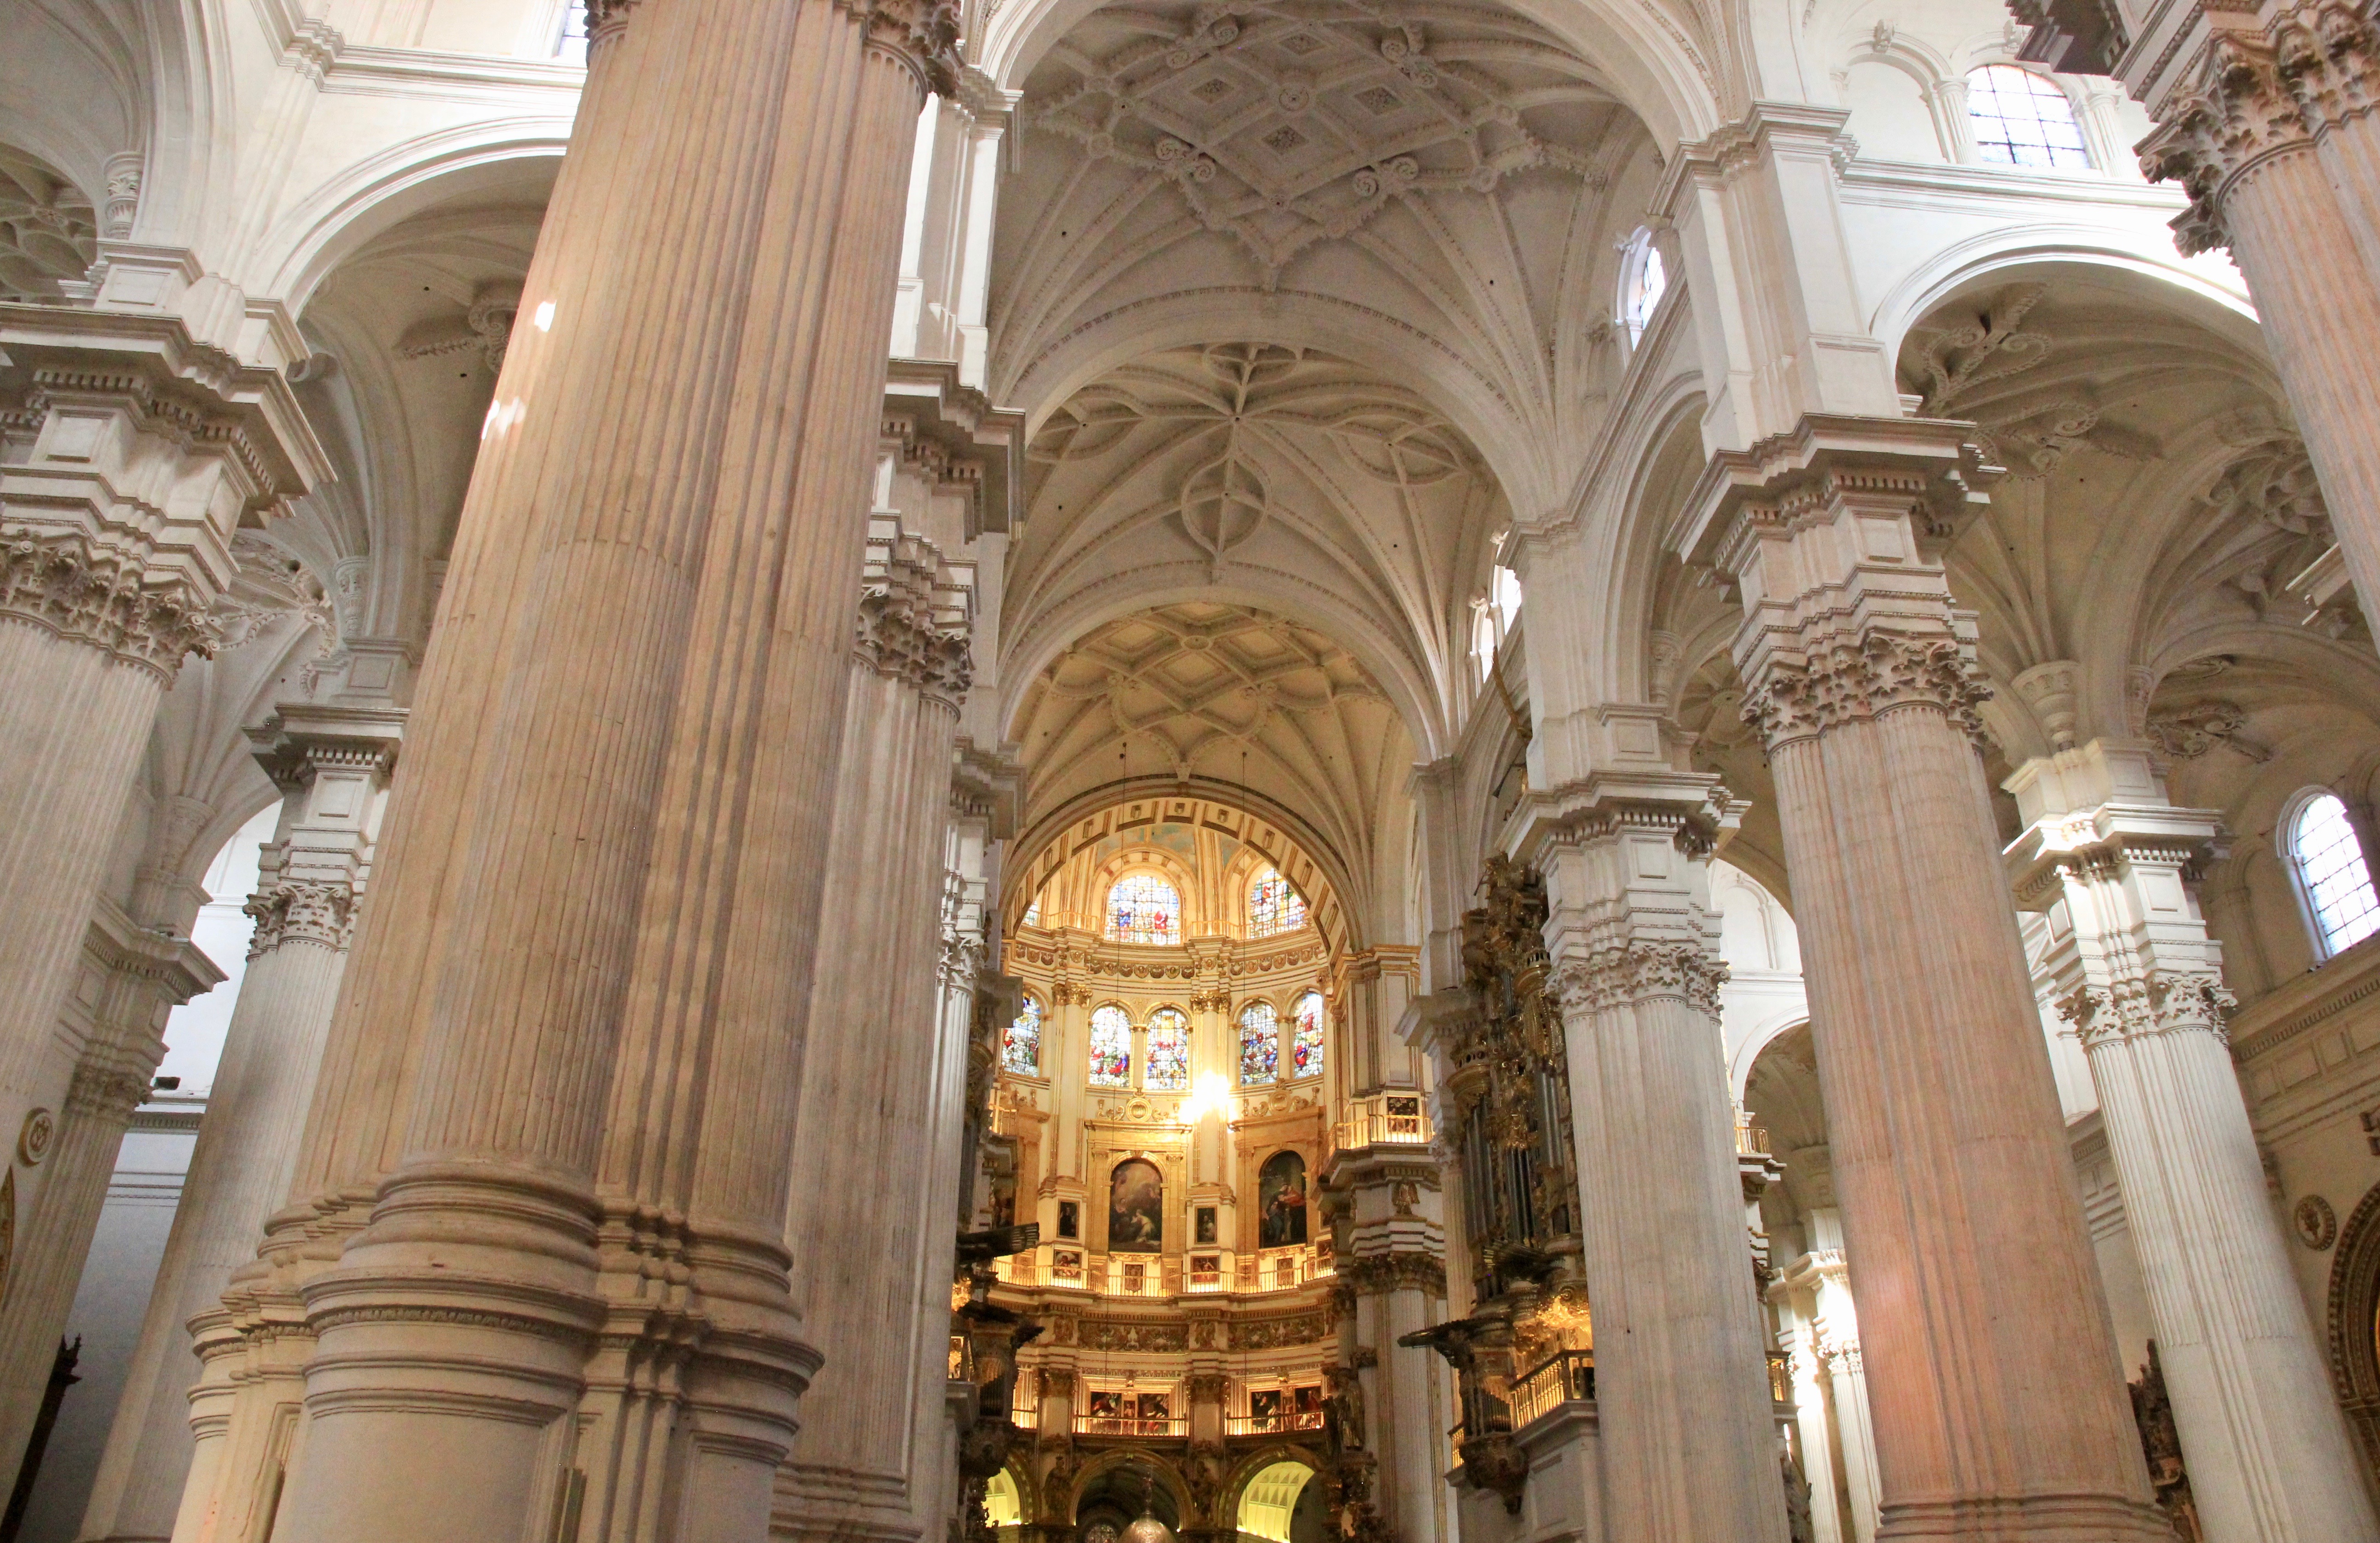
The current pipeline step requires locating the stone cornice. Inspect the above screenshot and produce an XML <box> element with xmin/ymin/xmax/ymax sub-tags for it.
<box><xmin>2228</xmin><ymin>930</ymin><xmax>2380</xmax><ymax>1065</ymax></box>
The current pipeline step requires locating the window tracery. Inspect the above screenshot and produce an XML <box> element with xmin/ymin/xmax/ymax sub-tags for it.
<box><xmin>1089</xmin><ymin>1004</ymin><xmax>1133</xmax><ymax>1086</ymax></box>
<box><xmin>1239</xmin><ymin>1002</ymin><xmax>1280</xmax><ymax>1084</ymax></box>
<box><xmin>1966</xmin><ymin>66</ymin><xmax>2090</xmax><ymax>169</ymax></box>
<box><xmin>1292</xmin><ymin>990</ymin><xmax>1325</xmax><ymax>1079</ymax></box>
<box><xmin>2287</xmin><ymin>792</ymin><xmax>2380</xmax><ymax>959</ymax></box>
<box><xmin>1248</xmin><ymin>867</ymin><xmax>1308</xmax><ymax>937</ymax></box>
<box><xmin>1146</xmin><ymin>1007</ymin><xmax>1190</xmax><ymax>1090</ymax></box>
<box><xmin>1002</xmin><ymin>996</ymin><xmax>1042</xmax><ymax>1076</ymax></box>
<box><xmin>1106</xmin><ymin>872</ymin><xmax>1182</xmax><ymax>945</ymax></box>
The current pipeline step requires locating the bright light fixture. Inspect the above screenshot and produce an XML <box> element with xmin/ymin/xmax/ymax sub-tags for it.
<box><xmin>1179</xmin><ymin>1070</ymin><xmax>1234</xmax><ymax>1125</ymax></box>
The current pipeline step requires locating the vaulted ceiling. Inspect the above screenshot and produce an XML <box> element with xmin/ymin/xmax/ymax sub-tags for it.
<box><xmin>1007</xmin><ymin>600</ymin><xmax>1413</xmax><ymax>899</ymax></box>
<box><xmin>988</xmin><ymin>0</ymin><xmax>1659</xmax><ymax>511</ymax></box>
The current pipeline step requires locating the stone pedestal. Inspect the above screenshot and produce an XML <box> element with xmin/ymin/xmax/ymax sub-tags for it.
<box><xmin>1522</xmin><ymin>784</ymin><xmax>1789</xmax><ymax>1543</ymax></box>
<box><xmin>162</xmin><ymin>0</ymin><xmax>959</xmax><ymax>1536</ymax></box>
<box><xmin>1685</xmin><ymin>416</ymin><xmax>2168</xmax><ymax>1542</ymax></box>
<box><xmin>1324</xmin><ymin>1141</ymin><xmax>1451</xmax><ymax>1543</ymax></box>
<box><xmin>0</xmin><ymin>309</ymin><xmax>320</xmax><ymax>1417</ymax></box>
<box><xmin>79</xmin><ymin>706</ymin><xmax>401</xmax><ymax>1543</ymax></box>
<box><xmin>2007</xmin><ymin>741</ymin><xmax>2380</xmax><ymax>1543</ymax></box>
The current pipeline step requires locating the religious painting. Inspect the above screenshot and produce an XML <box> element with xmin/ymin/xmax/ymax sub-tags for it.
<box><xmin>1258</xmin><ymin>1149</ymin><xmax>1308</xmax><ymax>1249</ymax></box>
<box><xmin>1250</xmin><ymin>1388</ymin><xmax>1283</xmax><ymax>1428</ymax></box>
<box><xmin>1057</xmin><ymin>1199</ymin><xmax>1080</xmax><ymax>1239</ymax></box>
<box><xmin>1194</xmin><ymin>1205</ymin><xmax>1218</xmax><ymax>1245</ymax></box>
<box><xmin>1109</xmin><ymin>1158</ymin><xmax>1163</xmax><ymax>1252</ymax></box>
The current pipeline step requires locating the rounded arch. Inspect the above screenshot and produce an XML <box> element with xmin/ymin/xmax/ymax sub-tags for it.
<box><xmin>1218</xmin><ymin>1444</ymin><xmax>1325</xmax><ymax>1533</ymax></box>
<box><xmin>1057</xmin><ymin>1447</ymin><xmax>1197</xmax><ymax>1526</ymax></box>
<box><xmin>1005</xmin><ymin>780</ymin><xmax>1373</xmax><ymax>956</ymax></box>
<box><xmin>253</xmin><ymin>120</ymin><xmax>570</xmax><ymax>314</ymax></box>
<box><xmin>2329</xmin><ymin>1178</ymin><xmax>2380</xmax><ymax>1481</ymax></box>
<box><xmin>1867</xmin><ymin>236</ymin><xmax>2260</xmax><ymax>365</ymax></box>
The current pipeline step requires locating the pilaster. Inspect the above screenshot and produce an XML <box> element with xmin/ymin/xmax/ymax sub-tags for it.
<box><xmin>1686</xmin><ymin>415</ymin><xmax>2168</xmax><ymax>1542</ymax></box>
<box><xmin>2005</xmin><ymin>738</ymin><xmax>2380</xmax><ymax>1543</ymax></box>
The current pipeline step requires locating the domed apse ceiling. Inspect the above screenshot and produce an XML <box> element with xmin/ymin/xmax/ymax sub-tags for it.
<box><xmin>1009</xmin><ymin>601</ymin><xmax>1412</xmax><ymax>884</ymax></box>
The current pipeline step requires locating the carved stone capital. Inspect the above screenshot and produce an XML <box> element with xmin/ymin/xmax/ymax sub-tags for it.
<box><xmin>1550</xmin><ymin>941</ymin><xmax>1729</xmax><ymax>1018</ymax></box>
<box><xmin>244</xmin><ymin>880</ymin><xmax>357</xmax><ymax>957</ymax></box>
<box><xmin>0</xmin><ymin>535</ymin><xmax>219</xmax><ymax>680</ymax></box>
<box><xmin>853</xmin><ymin>524</ymin><xmax>973</xmax><ymax>707</ymax></box>
<box><xmin>1740</xmin><ymin>631</ymin><xmax>1990</xmax><ymax>752</ymax></box>
<box><xmin>2140</xmin><ymin>30</ymin><xmax>2318</xmax><ymax>254</ymax></box>
<box><xmin>844</xmin><ymin>0</ymin><xmax>961</xmax><ymax>98</ymax></box>
<box><xmin>2060</xmin><ymin>971</ymin><xmax>2236</xmax><ymax>1047</ymax></box>
<box><xmin>66</xmin><ymin>1059</ymin><xmax>155</xmax><ymax>1123</ymax></box>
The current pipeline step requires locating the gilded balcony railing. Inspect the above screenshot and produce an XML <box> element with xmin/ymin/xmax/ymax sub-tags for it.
<box><xmin>1334</xmin><ymin>1092</ymin><xmax>1433</xmax><ymax>1152</ymax></box>
<box><xmin>1074</xmin><ymin>1415</ymin><xmax>1188</xmax><ymax>1438</ymax></box>
<box><xmin>1224</xmin><ymin>1412</ymin><xmax>1326</xmax><ymax>1436</ymax></box>
<box><xmin>1506</xmin><ymin>1348</ymin><xmax>1596</xmax><ymax>1430</ymax></box>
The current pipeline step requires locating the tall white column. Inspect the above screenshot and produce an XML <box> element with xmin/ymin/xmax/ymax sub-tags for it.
<box><xmin>0</xmin><ymin>310</ymin><xmax>319</xmax><ymax>1459</ymax></box>
<box><xmin>162</xmin><ymin>0</ymin><xmax>963</xmax><ymax>1536</ymax></box>
<box><xmin>79</xmin><ymin>707</ymin><xmax>401</xmax><ymax>1543</ymax></box>
<box><xmin>780</xmin><ymin>520</ymin><xmax>973</xmax><ymax>1539</ymax></box>
<box><xmin>1325</xmin><ymin>1143</ymin><xmax>1451</xmax><ymax>1543</ymax></box>
<box><xmin>1527</xmin><ymin>785</ymin><xmax>1790</xmax><ymax>1543</ymax></box>
<box><xmin>1686</xmin><ymin>417</ymin><xmax>2168</xmax><ymax>1542</ymax></box>
<box><xmin>2006</xmin><ymin>740</ymin><xmax>2380</xmax><ymax>1543</ymax></box>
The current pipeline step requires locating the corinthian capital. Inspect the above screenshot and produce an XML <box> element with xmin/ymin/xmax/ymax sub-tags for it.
<box><xmin>1740</xmin><ymin>631</ymin><xmax>1989</xmax><ymax>750</ymax></box>
<box><xmin>1550</xmin><ymin>942</ymin><xmax>1729</xmax><ymax>1018</ymax></box>
<box><xmin>846</xmin><ymin>0</ymin><xmax>961</xmax><ymax>97</ymax></box>
<box><xmin>2140</xmin><ymin>31</ymin><xmax>2318</xmax><ymax>255</ymax></box>
<box><xmin>853</xmin><ymin>519</ymin><xmax>974</xmax><ymax>706</ymax></box>
<box><xmin>244</xmin><ymin>880</ymin><xmax>356</xmax><ymax>957</ymax></box>
<box><xmin>0</xmin><ymin>536</ymin><xmax>221</xmax><ymax>680</ymax></box>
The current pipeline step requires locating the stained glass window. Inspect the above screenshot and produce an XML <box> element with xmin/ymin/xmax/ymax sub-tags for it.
<box><xmin>1239</xmin><ymin>1002</ymin><xmax>1279</xmax><ymax>1084</ymax></box>
<box><xmin>1089</xmin><ymin>1005</ymin><xmax>1132</xmax><ymax>1086</ymax></box>
<box><xmin>1292</xmin><ymin>990</ymin><xmax>1324</xmax><ymax>1078</ymax></box>
<box><xmin>1107</xmin><ymin>873</ymin><xmax>1182</xmax><ymax>946</ymax></box>
<box><xmin>1248</xmin><ymin>868</ymin><xmax>1308</xmax><ymax>938</ymax></box>
<box><xmin>1966</xmin><ymin>67</ymin><xmax>2091</xmax><ymax>170</ymax></box>
<box><xmin>2291</xmin><ymin>793</ymin><xmax>2380</xmax><ymax>958</ymax></box>
<box><xmin>1146</xmin><ymin>1008</ymin><xmax>1190</xmax><ymax>1090</ymax></box>
<box><xmin>1002</xmin><ymin>996</ymin><xmax>1042</xmax><ymax>1076</ymax></box>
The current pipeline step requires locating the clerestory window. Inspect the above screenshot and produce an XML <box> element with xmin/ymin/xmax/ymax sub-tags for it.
<box><xmin>2287</xmin><ymin>791</ymin><xmax>2380</xmax><ymax>960</ymax></box>
<box><xmin>1966</xmin><ymin>66</ymin><xmax>2090</xmax><ymax>170</ymax></box>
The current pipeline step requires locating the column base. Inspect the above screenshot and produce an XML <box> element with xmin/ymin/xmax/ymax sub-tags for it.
<box><xmin>1877</xmin><ymin>1494</ymin><xmax>2176</xmax><ymax>1542</ymax></box>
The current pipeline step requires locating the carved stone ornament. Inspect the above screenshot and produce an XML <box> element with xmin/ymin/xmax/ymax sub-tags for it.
<box><xmin>0</xmin><ymin>535</ymin><xmax>220</xmax><ymax>680</ymax></box>
<box><xmin>1740</xmin><ymin>631</ymin><xmax>1989</xmax><ymax>750</ymax></box>
<box><xmin>244</xmin><ymin>880</ymin><xmax>358</xmax><ymax>957</ymax></box>
<box><xmin>16</xmin><ymin>1106</ymin><xmax>54</xmax><ymax>1166</ymax></box>
<box><xmin>2056</xmin><ymin>971</ymin><xmax>2236</xmax><ymax>1047</ymax></box>
<box><xmin>2138</xmin><ymin>7</ymin><xmax>2380</xmax><ymax>255</ymax></box>
<box><xmin>853</xmin><ymin>533</ymin><xmax>973</xmax><ymax>707</ymax></box>
<box><xmin>2296</xmin><ymin>1193</ymin><xmax>2340</xmax><ymax>1250</ymax></box>
<box><xmin>1550</xmin><ymin>940</ymin><xmax>1729</xmax><ymax>1019</ymax></box>
<box><xmin>848</xmin><ymin>0</ymin><xmax>962</xmax><ymax>98</ymax></box>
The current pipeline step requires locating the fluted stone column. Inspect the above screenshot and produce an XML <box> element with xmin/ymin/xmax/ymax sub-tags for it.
<box><xmin>2006</xmin><ymin>741</ymin><xmax>2380</xmax><ymax>1543</ymax></box>
<box><xmin>0</xmin><ymin>904</ymin><xmax>220</xmax><ymax>1481</ymax></box>
<box><xmin>1322</xmin><ymin>1142</ymin><xmax>1449</xmax><ymax>1543</ymax></box>
<box><xmin>2141</xmin><ymin>20</ymin><xmax>2380</xmax><ymax>613</ymax></box>
<box><xmin>780</xmin><ymin>522</ymin><xmax>973</xmax><ymax>1539</ymax></box>
<box><xmin>79</xmin><ymin>707</ymin><xmax>400</xmax><ymax>1543</ymax></box>
<box><xmin>163</xmin><ymin>0</ymin><xmax>961</xmax><ymax>1537</ymax></box>
<box><xmin>1686</xmin><ymin>416</ymin><xmax>2167</xmax><ymax>1542</ymax></box>
<box><xmin>1524</xmin><ymin>786</ymin><xmax>1789</xmax><ymax>1543</ymax></box>
<box><xmin>1777</xmin><ymin>1226</ymin><xmax>1879</xmax><ymax>1543</ymax></box>
<box><xmin>0</xmin><ymin>310</ymin><xmax>318</xmax><ymax>1391</ymax></box>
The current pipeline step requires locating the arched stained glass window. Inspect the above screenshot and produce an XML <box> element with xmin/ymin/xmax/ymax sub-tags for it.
<box><xmin>1107</xmin><ymin>873</ymin><xmax>1182</xmax><ymax>945</ymax></box>
<box><xmin>1248</xmin><ymin>868</ymin><xmax>1308</xmax><ymax>938</ymax></box>
<box><xmin>1002</xmin><ymin>996</ymin><xmax>1042</xmax><ymax>1076</ymax></box>
<box><xmin>1292</xmin><ymin>990</ymin><xmax>1325</xmax><ymax>1079</ymax></box>
<box><xmin>1239</xmin><ymin>1002</ymin><xmax>1280</xmax><ymax>1084</ymax></box>
<box><xmin>1146</xmin><ymin>1008</ymin><xmax>1190</xmax><ymax>1090</ymax></box>
<box><xmin>2289</xmin><ymin>792</ymin><xmax>2380</xmax><ymax>958</ymax></box>
<box><xmin>1089</xmin><ymin>1005</ymin><xmax>1132</xmax><ymax>1086</ymax></box>
<box><xmin>1966</xmin><ymin>66</ymin><xmax>2091</xmax><ymax>169</ymax></box>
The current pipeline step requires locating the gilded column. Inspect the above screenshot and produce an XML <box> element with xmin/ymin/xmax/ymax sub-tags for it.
<box><xmin>1687</xmin><ymin>416</ymin><xmax>2167</xmax><ymax>1542</ymax></box>
<box><xmin>79</xmin><ymin>707</ymin><xmax>401</xmax><ymax>1543</ymax></box>
<box><xmin>164</xmin><ymin>0</ymin><xmax>963</xmax><ymax>1536</ymax></box>
<box><xmin>2005</xmin><ymin>741</ymin><xmax>2380</xmax><ymax>1543</ymax></box>
<box><xmin>1525</xmin><ymin>787</ymin><xmax>1789</xmax><ymax>1543</ymax></box>
<box><xmin>779</xmin><ymin>524</ymin><xmax>974</xmax><ymax>1540</ymax></box>
<box><xmin>0</xmin><ymin>309</ymin><xmax>319</xmax><ymax>1391</ymax></box>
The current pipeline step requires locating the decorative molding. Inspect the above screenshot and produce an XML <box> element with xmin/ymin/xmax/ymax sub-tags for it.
<box><xmin>2057</xmin><ymin>971</ymin><xmax>2235</xmax><ymax>1048</ymax></box>
<box><xmin>846</xmin><ymin>0</ymin><xmax>961</xmax><ymax>97</ymax></box>
<box><xmin>1741</xmin><ymin>631</ymin><xmax>1990</xmax><ymax>751</ymax></box>
<box><xmin>1550</xmin><ymin>940</ymin><xmax>1729</xmax><ymax>1019</ymax></box>
<box><xmin>2298</xmin><ymin>1193</ymin><xmax>2341</xmax><ymax>1250</ymax></box>
<box><xmin>0</xmin><ymin>535</ymin><xmax>220</xmax><ymax>679</ymax></box>
<box><xmin>15</xmin><ymin>1108</ymin><xmax>54</xmax><ymax>1166</ymax></box>
<box><xmin>853</xmin><ymin>524</ymin><xmax>972</xmax><ymax>706</ymax></box>
<box><xmin>245</xmin><ymin>880</ymin><xmax>358</xmax><ymax>957</ymax></box>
